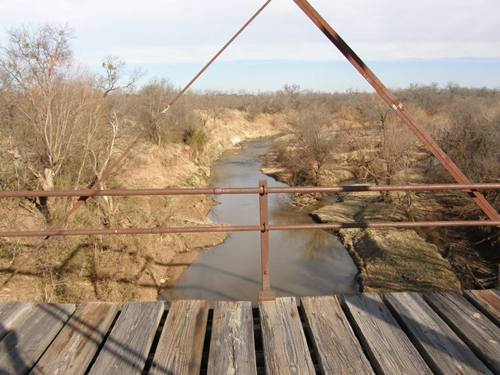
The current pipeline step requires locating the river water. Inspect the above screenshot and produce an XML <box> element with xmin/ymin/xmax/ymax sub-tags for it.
<box><xmin>164</xmin><ymin>139</ymin><xmax>358</xmax><ymax>302</ymax></box>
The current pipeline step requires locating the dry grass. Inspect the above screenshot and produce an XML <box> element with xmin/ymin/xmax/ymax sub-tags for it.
<box><xmin>312</xmin><ymin>201</ymin><xmax>461</xmax><ymax>292</ymax></box>
<box><xmin>0</xmin><ymin>110</ymin><xmax>284</xmax><ymax>303</ymax></box>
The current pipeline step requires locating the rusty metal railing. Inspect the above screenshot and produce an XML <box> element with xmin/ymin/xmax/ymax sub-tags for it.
<box><xmin>1</xmin><ymin>182</ymin><xmax>499</xmax><ymax>300</ymax></box>
<box><xmin>0</xmin><ymin>1</ymin><xmax>498</xmax><ymax>302</ymax></box>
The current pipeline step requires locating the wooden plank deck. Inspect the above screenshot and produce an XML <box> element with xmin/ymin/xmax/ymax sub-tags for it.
<box><xmin>0</xmin><ymin>290</ymin><xmax>498</xmax><ymax>374</ymax></box>
<box><xmin>302</xmin><ymin>296</ymin><xmax>374</xmax><ymax>374</ymax></box>
<box><xmin>344</xmin><ymin>293</ymin><xmax>432</xmax><ymax>374</ymax></box>
<box><xmin>385</xmin><ymin>292</ymin><xmax>493</xmax><ymax>374</ymax></box>
<box><xmin>208</xmin><ymin>301</ymin><xmax>256</xmax><ymax>375</ymax></box>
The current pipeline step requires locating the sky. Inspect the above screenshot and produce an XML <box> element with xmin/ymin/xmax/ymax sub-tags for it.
<box><xmin>1</xmin><ymin>0</ymin><xmax>500</xmax><ymax>92</ymax></box>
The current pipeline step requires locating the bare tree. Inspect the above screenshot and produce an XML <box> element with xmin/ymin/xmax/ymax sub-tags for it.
<box><xmin>0</xmin><ymin>25</ymin><xmax>119</xmax><ymax>221</ymax></box>
<box><xmin>97</xmin><ymin>55</ymin><xmax>141</xmax><ymax>97</ymax></box>
<box><xmin>281</xmin><ymin>83</ymin><xmax>301</xmax><ymax>109</ymax></box>
<box><xmin>343</xmin><ymin>98</ymin><xmax>416</xmax><ymax>202</ymax></box>
<box><xmin>281</xmin><ymin>107</ymin><xmax>336</xmax><ymax>186</ymax></box>
<box><xmin>0</xmin><ymin>25</ymin><xmax>74</xmax><ymax>200</ymax></box>
<box><xmin>438</xmin><ymin>100</ymin><xmax>500</xmax><ymax>182</ymax></box>
<box><xmin>133</xmin><ymin>79</ymin><xmax>175</xmax><ymax>146</ymax></box>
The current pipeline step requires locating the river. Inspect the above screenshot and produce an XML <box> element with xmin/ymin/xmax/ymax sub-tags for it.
<box><xmin>163</xmin><ymin>139</ymin><xmax>358</xmax><ymax>302</ymax></box>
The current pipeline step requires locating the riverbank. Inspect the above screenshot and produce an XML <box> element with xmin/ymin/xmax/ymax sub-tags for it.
<box><xmin>310</xmin><ymin>201</ymin><xmax>461</xmax><ymax>292</ymax></box>
<box><xmin>116</xmin><ymin>111</ymin><xmax>286</xmax><ymax>300</ymax></box>
<box><xmin>0</xmin><ymin>110</ymin><xmax>285</xmax><ymax>302</ymax></box>
<box><xmin>164</xmin><ymin>139</ymin><xmax>358</xmax><ymax>302</ymax></box>
<box><xmin>260</xmin><ymin>133</ymin><xmax>477</xmax><ymax>293</ymax></box>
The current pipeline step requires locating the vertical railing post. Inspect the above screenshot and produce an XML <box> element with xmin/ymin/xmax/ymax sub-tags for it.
<box><xmin>258</xmin><ymin>180</ymin><xmax>275</xmax><ymax>301</ymax></box>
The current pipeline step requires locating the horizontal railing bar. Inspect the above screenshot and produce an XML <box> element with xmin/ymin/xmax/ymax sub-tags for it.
<box><xmin>270</xmin><ymin>221</ymin><xmax>500</xmax><ymax>230</ymax></box>
<box><xmin>0</xmin><ymin>187</ymin><xmax>261</xmax><ymax>198</ymax></box>
<box><xmin>1</xmin><ymin>184</ymin><xmax>500</xmax><ymax>198</ymax></box>
<box><xmin>268</xmin><ymin>184</ymin><xmax>500</xmax><ymax>194</ymax></box>
<box><xmin>0</xmin><ymin>225</ymin><xmax>261</xmax><ymax>238</ymax></box>
<box><xmin>1</xmin><ymin>221</ymin><xmax>498</xmax><ymax>238</ymax></box>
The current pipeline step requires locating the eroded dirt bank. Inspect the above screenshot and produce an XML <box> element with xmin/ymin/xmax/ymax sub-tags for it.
<box><xmin>260</xmin><ymin>130</ymin><xmax>491</xmax><ymax>293</ymax></box>
<box><xmin>0</xmin><ymin>111</ymin><xmax>285</xmax><ymax>302</ymax></box>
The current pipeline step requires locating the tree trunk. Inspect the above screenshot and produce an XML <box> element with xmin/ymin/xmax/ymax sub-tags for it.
<box><xmin>37</xmin><ymin>167</ymin><xmax>54</xmax><ymax>222</ymax></box>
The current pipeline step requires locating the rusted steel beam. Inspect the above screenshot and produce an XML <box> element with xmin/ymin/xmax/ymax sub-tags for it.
<box><xmin>0</xmin><ymin>225</ymin><xmax>261</xmax><ymax>238</ymax></box>
<box><xmin>259</xmin><ymin>180</ymin><xmax>272</xmax><ymax>296</ymax></box>
<box><xmin>161</xmin><ymin>0</ymin><xmax>273</xmax><ymax>114</ymax></box>
<box><xmin>292</xmin><ymin>0</ymin><xmax>500</xmax><ymax>222</ymax></box>
<box><xmin>2</xmin><ymin>183</ymin><xmax>499</xmax><ymax>198</ymax></box>
<box><xmin>271</xmin><ymin>221</ymin><xmax>500</xmax><ymax>230</ymax></box>
<box><xmin>269</xmin><ymin>183</ymin><xmax>500</xmax><ymax>194</ymax></box>
<box><xmin>0</xmin><ymin>188</ymin><xmax>261</xmax><ymax>198</ymax></box>
<box><xmin>1</xmin><ymin>221</ymin><xmax>499</xmax><ymax>238</ymax></box>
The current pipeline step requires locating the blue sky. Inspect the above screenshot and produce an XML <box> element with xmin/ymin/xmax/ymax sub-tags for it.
<box><xmin>134</xmin><ymin>59</ymin><xmax>500</xmax><ymax>92</ymax></box>
<box><xmin>1</xmin><ymin>0</ymin><xmax>500</xmax><ymax>92</ymax></box>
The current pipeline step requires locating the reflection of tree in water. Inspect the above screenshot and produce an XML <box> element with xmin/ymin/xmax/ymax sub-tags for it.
<box><xmin>270</xmin><ymin>194</ymin><xmax>340</xmax><ymax>260</ymax></box>
<box><xmin>269</xmin><ymin>194</ymin><xmax>309</xmax><ymax>224</ymax></box>
<box><xmin>302</xmin><ymin>230</ymin><xmax>336</xmax><ymax>261</ymax></box>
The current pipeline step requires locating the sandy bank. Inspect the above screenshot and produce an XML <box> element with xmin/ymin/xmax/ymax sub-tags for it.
<box><xmin>0</xmin><ymin>110</ymin><xmax>285</xmax><ymax>302</ymax></box>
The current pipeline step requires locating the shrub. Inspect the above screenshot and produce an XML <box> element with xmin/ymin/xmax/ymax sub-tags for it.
<box><xmin>183</xmin><ymin>125</ymin><xmax>207</xmax><ymax>157</ymax></box>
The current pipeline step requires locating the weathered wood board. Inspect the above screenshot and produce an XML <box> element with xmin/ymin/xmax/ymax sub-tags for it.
<box><xmin>34</xmin><ymin>302</ymin><xmax>119</xmax><ymax>375</ymax></box>
<box><xmin>0</xmin><ymin>302</ymin><xmax>32</xmax><ymax>341</ymax></box>
<box><xmin>259</xmin><ymin>297</ymin><xmax>315</xmax><ymax>375</ymax></box>
<box><xmin>424</xmin><ymin>292</ymin><xmax>500</xmax><ymax>373</ymax></box>
<box><xmin>343</xmin><ymin>293</ymin><xmax>432</xmax><ymax>375</ymax></box>
<box><xmin>0</xmin><ymin>291</ymin><xmax>495</xmax><ymax>374</ymax></box>
<box><xmin>464</xmin><ymin>289</ymin><xmax>500</xmax><ymax>327</ymax></box>
<box><xmin>385</xmin><ymin>292</ymin><xmax>492</xmax><ymax>375</ymax></box>
<box><xmin>207</xmin><ymin>301</ymin><xmax>256</xmax><ymax>375</ymax></box>
<box><xmin>0</xmin><ymin>303</ymin><xmax>75</xmax><ymax>374</ymax></box>
<box><xmin>88</xmin><ymin>302</ymin><xmax>163</xmax><ymax>375</ymax></box>
<box><xmin>150</xmin><ymin>300</ymin><xmax>209</xmax><ymax>375</ymax></box>
<box><xmin>302</xmin><ymin>296</ymin><xmax>374</xmax><ymax>374</ymax></box>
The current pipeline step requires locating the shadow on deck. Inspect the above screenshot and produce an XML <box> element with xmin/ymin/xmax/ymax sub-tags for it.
<box><xmin>0</xmin><ymin>289</ymin><xmax>498</xmax><ymax>374</ymax></box>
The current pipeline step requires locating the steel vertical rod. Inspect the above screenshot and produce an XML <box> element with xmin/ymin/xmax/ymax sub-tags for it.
<box><xmin>292</xmin><ymin>0</ymin><xmax>499</xmax><ymax>222</ymax></box>
<box><xmin>259</xmin><ymin>180</ymin><xmax>274</xmax><ymax>300</ymax></box>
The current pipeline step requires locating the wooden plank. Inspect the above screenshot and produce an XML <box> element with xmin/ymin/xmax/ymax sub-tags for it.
<box><xmin>0</xmin><ymin>303</ymin><xmax>75</xmax><ymax>374</ymax></box>
<box><xmin>464</xmin><ymin>289</ymin><xmax>500</xmax><ymax>327</ymax></box>
<box><xmin>150</xmin><ymin>300</ymin><xmax>208</xmax><ymax>375</ymax></box>
<box><xmin>33</xmin><ymin>302</ymin><xmax>119</xmax><ymax>375</ymax></box>
<box><xmin>385</xmin><ymin>292</ymin><xmax>493</xmax><ymax>375</ymax></box>
<box><xmin>344</xmin><ymin>293</ymin><xmax>432</xmax><ymax>375</ymax></box>
<box><xmin>0</xmin><ymin>302</ymin><xmax>32</xmax><ymax>341</ymax></box>
<box><xmin>259</xmin><ymin>297</ymin><xmax>315</xmax><ymax>375</ymax></box>
<box><xmin>424</xmin><ymin>292</ymin><xmax>500</xmax><ymax>373</ymax></box>
<box><xmin>207</xmin><ymin>301</ymin><xmax>256</xmax><ymax>375</ymax></box>
<box><xmin>88</xmin><ymin>302</ymin><xmax>163</xmax><ymax>375</ymax></box>
<box><xmin>302</xmin><ymin>296</ymin><xmax>374</xmax><ymax>374</ymax></box>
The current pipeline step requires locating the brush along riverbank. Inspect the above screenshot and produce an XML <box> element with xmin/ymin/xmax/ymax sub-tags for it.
<box><xmin>260</xmin><ymin>133</ymin><xmax>476</xmax><ymax>293</ymax></box>
<box><xmin>0</xmin><ymin>111</ymin><xmax>285</xmax><ymax>302</ymax></box>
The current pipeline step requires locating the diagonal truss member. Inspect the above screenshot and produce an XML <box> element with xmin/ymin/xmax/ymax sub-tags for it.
<box><xmin>59</xmin><ymin>0</ymin><xmax>498</xmax><ymax>226</ymax></box>
<box><xmin>293</xmin><ymin>0</ymin><xmax>499</xmax><ymax>221</ymax></box>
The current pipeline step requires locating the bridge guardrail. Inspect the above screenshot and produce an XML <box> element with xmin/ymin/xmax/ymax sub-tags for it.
<box><xmin>1</xmin><ymin>182</ymin><xmax>499</xmax><ymax>299</ymax></box>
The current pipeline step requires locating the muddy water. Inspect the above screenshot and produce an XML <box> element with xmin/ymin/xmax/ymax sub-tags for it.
<box><xmin>164</xmin><ymin>140</ymin><xmax>358</xmax><ymax>302</ymax></box>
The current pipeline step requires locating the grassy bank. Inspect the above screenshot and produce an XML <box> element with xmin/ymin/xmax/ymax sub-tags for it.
<box><xmin>311</xmin><ymin>200</ymin><xmax>461</xmax><ymax>292</ymax></box>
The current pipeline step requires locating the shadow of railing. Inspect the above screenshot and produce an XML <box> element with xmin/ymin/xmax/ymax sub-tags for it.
<box><xmin>0</xmin><ymin>291</ymin><xmax>496</xmax><ymax>374</ymax></box>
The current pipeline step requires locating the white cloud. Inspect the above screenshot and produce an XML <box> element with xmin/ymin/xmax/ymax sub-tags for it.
<box><xmin>0</xmin><ymin>0</ymin><xmax>499</xmax><ymax>64</ymax></box>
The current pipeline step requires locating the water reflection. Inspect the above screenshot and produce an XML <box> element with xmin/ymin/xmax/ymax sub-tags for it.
<box><xmin>163</xmin><ymin>139</ymin><xmax>358</xmax><ymax>302</ymax></box>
